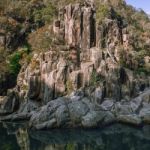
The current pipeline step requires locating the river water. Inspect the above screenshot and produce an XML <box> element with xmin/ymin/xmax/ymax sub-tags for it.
<box><xmin>0</xmin><ymin>122</ymin><xmax>150</xmax><ymax>150</ymax></box>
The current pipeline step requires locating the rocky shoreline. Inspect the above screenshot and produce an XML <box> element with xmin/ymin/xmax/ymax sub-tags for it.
<box><xmin>0</xmin><ymin>89</ymin><xmax>149</xmax><ymax>130</ymax></box>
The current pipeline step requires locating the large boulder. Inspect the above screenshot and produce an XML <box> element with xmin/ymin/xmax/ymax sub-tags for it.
<box><xmin>82</xmin><ymin>110</ymin><xmax>105</xmax><ymax>128</ymax></box>
<box><xmin>117</xmin><ymin>114</ymin><xmax>142</xmax><ymax>126</ymax></box>
<box><xmin>68</xmin><ymin>100</ymin><xmax>89</xmax><ymax>124</ymax></box>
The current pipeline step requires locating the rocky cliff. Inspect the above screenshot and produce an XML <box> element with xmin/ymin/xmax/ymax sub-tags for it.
<box><xmin>0</xmin><ymin>0</ymin><xmax>150</xmax><ymax>129</ymax></box>
<box><xmin>16</xmin><ymin>2</ymin><xmax>149</xmax><ymax>102</ymax></box>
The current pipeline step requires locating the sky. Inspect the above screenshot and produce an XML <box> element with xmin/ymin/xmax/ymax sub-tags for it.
<box><xmin>125</xmin><ymin>0</ymin><xmax>150</xmax><ymax>14</ymax></box>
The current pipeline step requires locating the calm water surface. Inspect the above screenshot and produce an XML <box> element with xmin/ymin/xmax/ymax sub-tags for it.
<box><xmin>0</xmin><ymin>122</ymin><xmax>150</xmax><ymax>150</ymax></box>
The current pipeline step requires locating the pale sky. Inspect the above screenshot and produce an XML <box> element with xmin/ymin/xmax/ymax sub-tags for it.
<box><xmin>125</xmin><ymin>0</ymin><xmax>150</xmax><ymax>14</ymax></box>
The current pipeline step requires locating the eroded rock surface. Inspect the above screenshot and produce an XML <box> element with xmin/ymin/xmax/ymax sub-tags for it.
<box><xmin>27</xmin><ymin>89</ymin><xmax>150</xmax><ymax>129</ymax></box>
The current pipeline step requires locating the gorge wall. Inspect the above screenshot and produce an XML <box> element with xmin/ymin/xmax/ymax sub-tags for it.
<box><xmin>0</xmin><ymin>0</ymin><xmax>150</xmax><ymax>129</ymax></box>
<box><xmin>16</xmin><ymin>2</ymin><xmax>149</xmax><ymax>103</ymax></box>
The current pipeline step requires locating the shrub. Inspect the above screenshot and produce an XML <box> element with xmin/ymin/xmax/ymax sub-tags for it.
<box><xmin>8</xmin><ymin>44</ymin><xmax>31</xmax><ymax>76</ymax></box>
<box><xmin>33</xmin><ymin>2</ymin><xmax>57</xmax><ymax>25</ymax></box>
<box><xmin>8</xmin><ymin>52</ymin><xmax>21</xmax><ymax>76</ymax></box>
<box><xmin>28</xmin><ymin>25</ymin><xmax>53</xmax><ymax>52</ymax></box>
<box><xmin>135</xmin><ymin>67</ymin><xmax>150</xmax><ymax>76</ymax></box>
<box><xmin>89</xmin><ymin>70</ymin><xmax>102</xmax><ymax>86</ymax></box>
<box><xmin>96</xmin><ymin>4</ymin><xmax>110</xmax><ymax>23</ymax></box>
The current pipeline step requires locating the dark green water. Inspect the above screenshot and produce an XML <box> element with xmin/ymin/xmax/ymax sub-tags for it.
<box><xmin>0</xmin><ymin>122</ymin><xmax>150</xmax><ymax>150</ymax></box>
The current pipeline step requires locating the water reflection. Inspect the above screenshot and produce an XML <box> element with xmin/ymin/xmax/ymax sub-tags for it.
<box><xmin>0</xmin><ymin>122</ymin><xmax>150</xmax><ymax>150</ymax></box>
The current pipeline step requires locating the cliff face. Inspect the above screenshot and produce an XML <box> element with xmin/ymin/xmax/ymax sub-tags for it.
<box><xmin>0</xmin><ymin>0</ymin><xmax>150</xmax><ymax>128</ymax></box>
<box><xmin>17</xmin><ymin>3</ymin><xmax>96</xmax><ymax>104</ymax></box>
<box><xmin>15</xmin><ymin>2</ymin><xmax>149</xmax><ymax>104</ymax></box>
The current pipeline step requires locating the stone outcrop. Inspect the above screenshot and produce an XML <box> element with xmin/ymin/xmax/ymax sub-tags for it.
<box><xmin>1</xmin><ymin>89</ymin><xmax>150</xmax><ymax>129</ymax></box>
<box><xmin>28</xmin><ymin>89</ymin><xmax>149</xmax><ymax>129</ymax></box>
